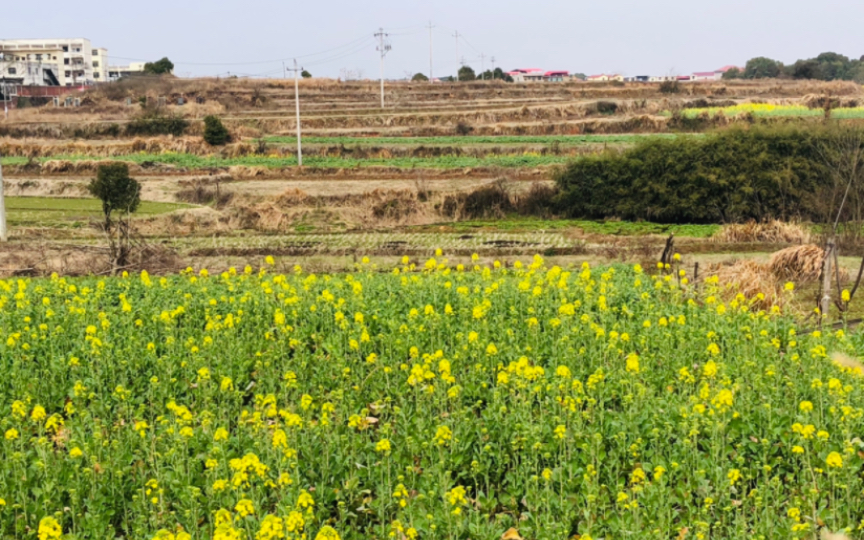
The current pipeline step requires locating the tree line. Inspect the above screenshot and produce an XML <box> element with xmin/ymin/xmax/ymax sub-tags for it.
<box><xmin>724</xmin><ymin>52</ymin><xmax>864</xmax><ymax>82</ymax></box>
<box><xmin>412</xmin><ymin>67</ymin><xmax>513</xmax><ymax>83</ymax></box>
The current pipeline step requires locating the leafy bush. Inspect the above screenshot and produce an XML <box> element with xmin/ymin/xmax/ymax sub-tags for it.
<box><xmin>125</xmin><ymin>114</ymin><xmax>188</xmax><ymax>137</ymax></box>
<box><xmin>658</xmin><ymin>80</ymin><xmax>680</xmax><ymax>94</ymax></box>
<box><xmin>88</xmin><ymin>163</ymin><xmax>141</xmax><ymax>225</ymax></box>
<box><xmin>454</xmin><ymin>122</ymin><xmax>474</xmax><ymax>136</ymax></box>
<box><xmin>554</xmin><ymin>125</ymin><xmax>838</xmax><ymax>223</ymax></box>
<box><xmin>721</xmin><ymin>67</ymin><xmax>742</xmax><ymax>80</ymax></box>
<box><xmin>440</xmin><ymin>181</ymin><xmax>513</xmax><ymax>219</ymax></box>
<box><xmin>595</xmin><ymin>101</ymin><xmax>618</xmax><ymax>115</ymax></box>
<box><xmin>203</xmin><ymin>115</ymin><xmax>231</xmax><ymax>146</ymax></box>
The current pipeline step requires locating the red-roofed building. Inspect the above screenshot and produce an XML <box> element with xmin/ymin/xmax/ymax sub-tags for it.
<box><xmin>544</xmin><ymin>70</ymin><xmax>569</xmax><ymax>82</ymax></box>
<box><xmin>507</xmin><ymin>68</ymin><xmax>545</xmax><ymax>82</ymax></box>
<box><xmin>692</xmin><ymin>71</ymin><xmax>720</xmax><ymax>81</ymax></box>
<box><xmin>587</xmin><ymin>74</ymin><xmax>624</xmax><ymax>82</ymax></box>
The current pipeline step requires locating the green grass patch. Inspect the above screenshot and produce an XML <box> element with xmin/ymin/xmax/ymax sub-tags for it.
<box><xmin>6</xmin><ymin>197</ymin><xmax>189</xmax><ymax>226</ymax></box>
<box><xmin>417</xmin><ymin>217</ymin><xmax>718</xmax><ymax>237</ymax></box>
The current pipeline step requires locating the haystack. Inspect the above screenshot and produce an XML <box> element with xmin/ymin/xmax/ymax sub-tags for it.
<box><xmin>712</xmin><ymin>220</ymin><xmax>811</xmax><ymax>244</ymax></box>
<box><xmin>769</xmin><ymin>244</ymin><xmax>847</xmax><ymax>282</ymax></box>
<box><xmin>709</xmin><ymin>259</ymin><xmax>782</xmax><ymax>310</ymax></box>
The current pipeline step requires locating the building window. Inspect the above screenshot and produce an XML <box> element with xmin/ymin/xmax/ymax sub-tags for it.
<box><xmin>64</xmin><ymin>58</ymin><xmax>70</xmax><ymax>65</ymax></box>
<box><xmin>65</xmin><ymin>71</ymin><xmax>71</xmax><ymax>77</ymax></box>
<box><xmin>36</xmin><ymin>54</ymin><xmax>43</xmax><ymax>61</ymax></box>
<box><xmin>63</xmin><ymin>46</ymin><xmax>69</xmax><ymax>52</ymax></box>
<box><xmin>8</xmin><ymin>67</ymin><xmax>16</xmax><ymax>75</ymax></box>
<box><xmin>94</xmin><ymin>73</ymin><xmax>100</xmax><ymax>79</ymax></box>
<box><xmin>92</xmin><ymin>50</ymin><xmax>98</xmax><ymax>55</ymax></box>
<box><xmin>93</xmin><ymin>61</ymin><xmax>99</xmax><ymax>67</ymax></box>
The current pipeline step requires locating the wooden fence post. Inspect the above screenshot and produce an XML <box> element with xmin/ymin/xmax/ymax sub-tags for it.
<box><xmin>820</xmin><ymin>240</ymin><xmax>835</xmax><ymax>326</ymax></box>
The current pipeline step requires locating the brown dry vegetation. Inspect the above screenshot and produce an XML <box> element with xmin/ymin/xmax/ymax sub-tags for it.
<box><xmin>769</xmin><ymin>244</ymin><xmax>849</xmax><ymax>281</ymax></box>
<box><xmin>707</xmin><ymin>244</ymin><xmax>852</xmax><ymax>310</ymax></box>
<box><xmin>0</xmin><ymin>239</ymin><xmax>182</xmax><ymax>277</ymax></box>
<box><xmin>3</xmin><ymin>76</ymin><xmax>864</xmax><ymax>290</ymax></box>
<box><xmin>712</xmin><ymin>220</ymin><xmax>813</xmax><ymax>244</ymax></box>
<box><xmin>0</xmin><ymin>137</ymin><xmax>603</xmax><ymax>160</ymax></box>
<box><xmin>1</xmin><ymin>77</ymin><xmax>860</xmax><ymax>140</ymax></box>
<box><xmin>154</xmin><ymin>178</ymin><xmax>556</xmax><ymax>233</ymax></box>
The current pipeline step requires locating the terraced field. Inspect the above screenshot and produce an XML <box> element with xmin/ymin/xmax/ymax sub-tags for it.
<box><xmin>0</xmin><ymin>76</ymin><xmax>861</xmax><ymax>277</ymax></box>
<box><xmin>0</xmin><ymin>153</ymin><xmax>571</xmax><ymax>169</ymax></box>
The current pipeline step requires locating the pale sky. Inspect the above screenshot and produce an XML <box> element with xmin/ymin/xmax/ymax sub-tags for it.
<box><xmin>3</xmin><ymin>0</ymin><xmax>863</xmax><ymax>79</ymax></box>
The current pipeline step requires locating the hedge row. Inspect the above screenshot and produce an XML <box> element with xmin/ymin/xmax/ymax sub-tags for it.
<box><xmin>554</xmin><ymin>125</ymin><xmax>853</xmax><ymax>223</ymax></box>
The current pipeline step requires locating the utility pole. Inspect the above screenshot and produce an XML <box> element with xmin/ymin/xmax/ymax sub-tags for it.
<box><xmin>282</xmin><ymin>61</ymin><xmax>286</xmax><ymax>79</ymax></box>
<box><xmin>0</xmin><ymin>156</ymin><xmax>7</xmax><ymax>241</ymax></box>
<box><xmin>290</xmin><ymin>59</ymin><xmax>303</xmax><ymax>166</ymax></box>
<box><xmin>374</xmin><ymin>28</ymin><xmax>391</xmax><ymax>108</ymax></box>
<box><xmin>821</xmin><ymin>240</ymin><xmax>835</xmax><ymax>326</ymax></box>
<box><xmin>0</xmin><ymin>54</ymin><xmax>9</xmax><ymax>119</ymax></box>
<box><xmin>453</xmin><ymin>31</ymin><xmax>460</xmax><ymax>76</ymax></box>
<box><xmin>1</xmin><ymin>83</ymin><xmax>8</xmax><ymax>120</ymax></box>
<box><xmin>427</xmin><ymin>21</ymin><xmax>434</xmax><ymax>83</ymax></box>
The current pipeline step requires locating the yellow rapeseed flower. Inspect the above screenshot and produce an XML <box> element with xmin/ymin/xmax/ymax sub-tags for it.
<box><xmin>38</xmin><ymin>516</ymin><xmax>62</xmax><ymax>540</ymax></box>
<box><xmin>314</xmin><ymin>526</ymin><xmax>341</xmax><ymax>540</ymax></box>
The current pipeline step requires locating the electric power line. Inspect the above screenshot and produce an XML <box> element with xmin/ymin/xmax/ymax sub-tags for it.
<box><xmin>107</xmin><ymin>34</ymin><xmax>375</xmax><ymax>67</ymax></box>
<box><xmin>302</xmin><ymin>38</ymin><xmax>376</xmax><ymax>67</ymax></box>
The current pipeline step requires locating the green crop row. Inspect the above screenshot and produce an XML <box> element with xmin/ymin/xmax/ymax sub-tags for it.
<box><xmin>663</xmin><ymin>104</ymin><xmax>864</xmax><ymax>119</ymax></box>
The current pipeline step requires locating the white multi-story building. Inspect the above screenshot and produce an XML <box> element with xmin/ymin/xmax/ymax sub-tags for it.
<box><xmin>107</xmin><ymin>62</ymin><xmax>146</xmax><ymax>82</ymax></box>
<box><xmin>0</xmin><ymin>38</ymin><xmax>108</xmax><ymax>86</ymax></box>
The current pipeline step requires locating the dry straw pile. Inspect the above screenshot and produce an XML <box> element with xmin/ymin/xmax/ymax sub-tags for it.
<box><xmin>708</xmin><ymin>244</ymin><xmax>845</xmax><ymax>309</ymax></box>
<box><xmin>712</xmin><ymin>220</ymin><xmax>811</xmax><ymax>244</ymax></box>
<box><xmin>769</xmin><ymin>244</ymin><xmax>838</xmax><ymax>281</ymax></box>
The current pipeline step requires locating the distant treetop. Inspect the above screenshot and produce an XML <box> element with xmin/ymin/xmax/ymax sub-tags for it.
<box><xmin>143</xmin><ymin>57</ymin><xmax>174</xmax><ymax>75</ymax></box>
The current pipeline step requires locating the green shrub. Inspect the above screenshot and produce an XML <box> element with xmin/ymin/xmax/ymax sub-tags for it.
<box><xmin>658</xmin><ymin>80</ymin><xmax>680</xmax><ymax>94</ymax></box>
<box><xmin>143</xmin><ymin>57</ymin><xmax>174</xmax><ymax>75</ymax></box>
<box><xmin>88</xmin><ymin>163</ymin><xmax>141</xmax><ymax>226</ymax></box>
<box><xmin>125</xmin><ymin>114</ymin><xmax>188</xmax><ymax>137</ymax></box>
<box><xmin>554</xmin><ymin>125</ymin><xmax>837</xmax><ymax>223</ymax></box>
<box><xmin>203</xmin><ymin>115</ymin><xmax>231</xmax><ymax>146</ymax></box>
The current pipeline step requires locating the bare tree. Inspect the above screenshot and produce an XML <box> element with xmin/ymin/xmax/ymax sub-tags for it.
<box><xmin>815</xmin><ymin>125</ymin><xmax>864</xmax><ymax>322</ymax></box>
